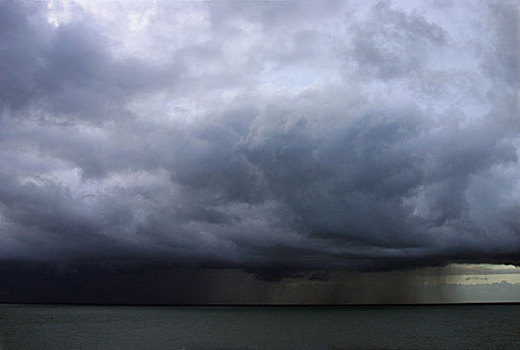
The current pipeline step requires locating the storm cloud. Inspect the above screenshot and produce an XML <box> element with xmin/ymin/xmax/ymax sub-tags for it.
<box><xmin>0</xmin><ymin>0</ymin><xmax>519</xmax><ymax>277</ymax></box>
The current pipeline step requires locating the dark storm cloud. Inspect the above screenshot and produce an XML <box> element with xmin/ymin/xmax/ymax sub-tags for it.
<box><xmin>0</xmin><ymin>0</ymin><xmax>519</xmax><ymax>279</ymax></box>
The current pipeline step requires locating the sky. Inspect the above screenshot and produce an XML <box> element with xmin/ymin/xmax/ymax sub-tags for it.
<box><xmin>0</xmin><ymin>0</ymin><xmax>519</xmax><ymax>304</ymax></box>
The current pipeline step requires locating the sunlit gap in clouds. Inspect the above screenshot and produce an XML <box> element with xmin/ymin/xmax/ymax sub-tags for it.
<box><xmin>442</xmin><ymin>263</ymin><xmax>520</xmax><ymax>285</ymax></box>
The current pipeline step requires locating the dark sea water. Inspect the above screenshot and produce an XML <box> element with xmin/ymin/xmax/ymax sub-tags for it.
<box><xmin>0</xmin><ymin>304</ymin><xmax>519</xmax><ymax>349</ymax></box>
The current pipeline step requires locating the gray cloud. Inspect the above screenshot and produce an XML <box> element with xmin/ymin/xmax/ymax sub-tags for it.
<box><xmin>0</xmin><ymin>0</ymin><xmax>180</xmax><ymax>119</ymax></box>
<box><xmin>347</xmin><ymin>1</ymin><xmax>447</xmax><ymax>79</ymax></box>
<box><xmin>0</xmin><ymin>0</ymin><xmax>518</xmax><ymax>278</ymax></box>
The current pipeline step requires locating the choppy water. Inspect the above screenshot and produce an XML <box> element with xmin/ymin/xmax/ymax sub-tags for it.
<box><xmin>0</xmin><ymin>304</ymin><xmax>519</xmax><ymax>349</ymax></box>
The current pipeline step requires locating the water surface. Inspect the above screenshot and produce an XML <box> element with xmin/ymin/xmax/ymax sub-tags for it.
<box><xmin>1</xmin><ymin>304</ymin><xmax>519</xmax><ymax>349</ymax></box>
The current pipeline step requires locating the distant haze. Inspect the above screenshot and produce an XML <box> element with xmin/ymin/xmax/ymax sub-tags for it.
<box><xmin>0</xmin><ymin>0</ymin><xmax>519</xmax><ymax>303</ymax></box>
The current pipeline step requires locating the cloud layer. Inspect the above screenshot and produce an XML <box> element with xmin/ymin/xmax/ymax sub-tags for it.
<box><xmin>0</xmin><ymin>0</ymin><xmax>519</xmax><ymax>272</ymax></box>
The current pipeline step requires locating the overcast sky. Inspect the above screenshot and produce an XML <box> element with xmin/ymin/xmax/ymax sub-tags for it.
<box><xmin>0</xmin><ymin>0</ymin><xmax>519</xmax><ymax>298</ymax></box>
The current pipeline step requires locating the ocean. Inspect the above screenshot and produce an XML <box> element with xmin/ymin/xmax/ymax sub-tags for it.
<box><xmin>0</xmin><ymin>304</ymin><xmax>519</xmax><ymax>349</ymax></box>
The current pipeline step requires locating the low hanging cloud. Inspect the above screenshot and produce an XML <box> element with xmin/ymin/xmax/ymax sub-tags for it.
<box><xmin>0</xmin><ymin>0</ymin><xmax>519</xmax><ymax>274</ymax></box>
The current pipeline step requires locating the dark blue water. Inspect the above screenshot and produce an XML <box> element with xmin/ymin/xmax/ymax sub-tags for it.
<box><xmin>1</xmin><ymin>304</ymin><xmax>519</xmax><ymax>349</ymax></box>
